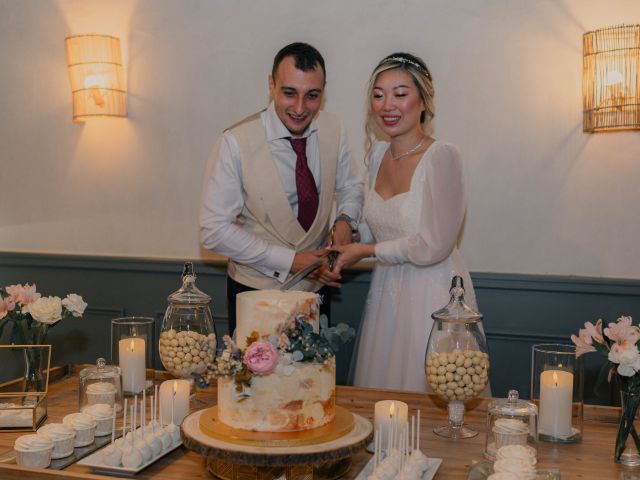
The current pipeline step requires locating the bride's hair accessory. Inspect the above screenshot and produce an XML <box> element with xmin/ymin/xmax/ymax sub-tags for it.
<box><xmin>382</xmin><ymin>56</ymin><xmax>431</xmax><ymax>79</ymax></box>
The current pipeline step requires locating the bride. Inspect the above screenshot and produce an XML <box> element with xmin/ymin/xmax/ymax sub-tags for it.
<box><xmin>331</xmin><ymin>52</ymin><xmax>477</xmax><ymax>392</ymax></box>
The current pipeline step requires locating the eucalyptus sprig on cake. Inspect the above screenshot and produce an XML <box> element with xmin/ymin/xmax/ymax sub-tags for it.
<box><xmin>207</xmin><ymin>313</ymin><xmax>354</xmax><ymax>396</ymax></box>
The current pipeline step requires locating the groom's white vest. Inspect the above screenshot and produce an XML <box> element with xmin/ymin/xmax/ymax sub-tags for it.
<box><xmin>227</xmin><ymin>110</ymin><xmax>340</xmax><ymax>291</ymax></box>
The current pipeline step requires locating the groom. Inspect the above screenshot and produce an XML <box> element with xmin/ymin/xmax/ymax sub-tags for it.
<box><xmin>200</xmin><ymin>42</ymin><xmax>363</xmax><ymax>335</ymax></box>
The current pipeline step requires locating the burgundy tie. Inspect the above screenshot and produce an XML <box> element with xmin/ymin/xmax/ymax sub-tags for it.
<box><xmin>290</xmin><ymin>137</ymin><xmax>318</xmax><ymax>231</ymax></box>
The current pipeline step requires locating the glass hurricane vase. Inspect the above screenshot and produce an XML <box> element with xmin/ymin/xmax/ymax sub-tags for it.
<box><xmin>616</xmin><ymin>389</ymin><xmax>640</xmax><ymax>466</ymax></box>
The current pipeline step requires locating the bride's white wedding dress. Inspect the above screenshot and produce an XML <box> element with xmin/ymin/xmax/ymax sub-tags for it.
<box><xmin>352</xmin><ymin>139</ymin><xmax>477</xmax><ymax>392</ymax></box>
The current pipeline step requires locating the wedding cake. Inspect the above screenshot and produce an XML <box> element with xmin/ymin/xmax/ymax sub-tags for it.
<box><xmin>215</xmin><ymin>290</ymin><xmax>338</xmax><ymax>432</ymax></box>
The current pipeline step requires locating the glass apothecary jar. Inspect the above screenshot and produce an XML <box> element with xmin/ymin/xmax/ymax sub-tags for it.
<box><xmin>485</xmin><ymin>389</ymin><xmax>537</xmax><ymax>460</ymax></box>
<box><xmin>425</xmin><ymin>276</ymin><xmax>489</xmax><ymax>439</ymax></box>
<box><xmin>79</xmin><ymin>358</ymin><xmax>123</xmax><ymax>415</ymax></box>
<box><xmin>159</xmin><ymin>262</ymin><xmax>216</xmax><ymax>389</ymax></box>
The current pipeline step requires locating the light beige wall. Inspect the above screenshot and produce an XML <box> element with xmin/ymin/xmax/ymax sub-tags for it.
<box><xmin>1</xmin><ymin>0</ymin><xmax>639</xmax><ymax>278</ymax></box>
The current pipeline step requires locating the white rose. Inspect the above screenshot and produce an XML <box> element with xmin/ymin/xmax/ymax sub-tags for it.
<box><xmin>29</xmin><ymin>296</ymin><xmax>63</xmax><ymax>325</ymax></box>
<box><xmin>609</xmin><ymin>344</ymin><xmax>640</xmax><ymax>377</ymax></box>
<box><xmin>62</xmin><ymin>293</ymin><xmax>87</xmax><ymax>317</ymax></box>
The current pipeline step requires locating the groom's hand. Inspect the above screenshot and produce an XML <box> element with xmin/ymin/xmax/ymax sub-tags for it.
<box><xmin>329</xmin><ymin>221</ymin><xmax>353</xmax><ymax>247</ymax></box>
<box><xmin>291</xmin><ymin>250</ymin><xmax>328</xmax><ymax>274</ymax></box>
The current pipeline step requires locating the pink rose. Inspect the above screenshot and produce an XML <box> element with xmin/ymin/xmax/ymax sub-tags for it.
<box><xmin>243</xmin><ymin>341</ymin><xmax>279</xmax><ymax>375</ymax></box>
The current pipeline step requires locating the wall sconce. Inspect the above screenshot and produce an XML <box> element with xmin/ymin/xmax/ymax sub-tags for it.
<box><xmin>65</xmin><ymin>34</ymin><xmax>127</xmax><ymax>122</ymax></box>
<box><xmin>583</xmin><ymin>24</ymin><xmax>640</xmax><ymax>133</ymax></box>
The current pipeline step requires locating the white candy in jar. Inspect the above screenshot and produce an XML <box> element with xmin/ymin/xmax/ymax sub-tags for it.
<box><xmin>426</xmin><ymin>349</ymin><xmax>489</xmax><ymax>401</ymax></box>
<box><xmin>159</xmin><ymin>329</ymin><xmax>216</xmax><ymax>376</ymax></box>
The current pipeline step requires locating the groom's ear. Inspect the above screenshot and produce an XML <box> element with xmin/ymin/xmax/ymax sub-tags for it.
<box><xmin>268</xmin><ymin>74</ymin><xmax>275</xmax><ymax>96</ymax></box>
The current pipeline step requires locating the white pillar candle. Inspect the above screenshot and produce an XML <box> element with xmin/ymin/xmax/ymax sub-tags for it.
<box><xmin>159</xmin><ymin>380</ymin><xmax>189</xmax><ymax>426</ymax></box>
<box><xmin>374</xmin><ymin>400</ymin><xmax>408</xmax><ymax>455</ymax></box>
<box><xmin>539</xmin><ymin>369</ymin><xmax>573</xmax><ymax>438</ymax></box>
<box><xmin>119</xmin><ymin>337</ymin><xmax>146</xmax><ymax>393</ymax></box>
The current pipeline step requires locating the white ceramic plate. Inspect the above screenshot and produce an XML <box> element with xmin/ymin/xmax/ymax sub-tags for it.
<box><xmin>355</xmin><ymin>454</ymin><xmax>442</xmax><ymax>480</ymax></box>
<box><xmin>77</xmin><ymin>441</ymin><xmax>182</xmax><ymax>477</ymax></box>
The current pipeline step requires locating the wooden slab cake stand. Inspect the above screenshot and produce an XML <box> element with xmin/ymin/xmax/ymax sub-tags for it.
<box><xmin>181</xmin><ymin>406</ymin><xmax>373</xmax><ymax>480</ymax></box>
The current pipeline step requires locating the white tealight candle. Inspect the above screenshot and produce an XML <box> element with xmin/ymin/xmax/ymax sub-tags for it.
<box><xmin>119</xmin><ymin>337</ymin><xmax>146</xmax><ymax>394</ymax></box>
<box><xmin>539</xmin><ymin>369</ymin><xmax>573</xmax><ymax>438</ymax></box>
<box><xmin>159</xmin><ymin>380</ymin><xmax>189</xmax><ymax>426</ymax></box>
<box><xmin>374</xmin><ymin>400</ymin><xmax>408</xmax><ymax>455</ymax></box>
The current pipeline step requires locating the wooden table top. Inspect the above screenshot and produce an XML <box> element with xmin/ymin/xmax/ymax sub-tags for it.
<box><xmin>0</xmin><ymin>366</ymin><xmax>630</xmax><ymax>479</ymax></box>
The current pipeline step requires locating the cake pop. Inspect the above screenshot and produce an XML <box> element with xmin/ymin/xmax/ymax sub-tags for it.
<box><xmin>114</xmin><ymin>398</ymin><xmax>129</xmax><ymax>452</ymax></box>
<box><xmin>144</xmin><ymin>393</ymin><xmax>162</xmax><ymax>456</ymax></box>
<box><xmin>155</xmin><ymin>394</ymin><xmax>172</xmax><ymax>451</ymax></box>
<box><xmin>134</xmin><ymin>398</ymin><xmax>152</xmax><ymax>462</ymax></box>
<box><xmin>102</xmin><ymin>403</ymin><xmax>122</xmax><ymax>466</ymax></box>
<box><xmin>121</xmin><ymin>405</ymin><xmax>143</xmax><ymax>469</ymax></box>
<box><xmin>147</xmin><ymin>385</ymin><xmax>162</xmax><ymax>431</ymax></box>
<box><xmin>164</xmin><ymin>383</ymin><xmax>181</xmax><ymax>446</ymax></box>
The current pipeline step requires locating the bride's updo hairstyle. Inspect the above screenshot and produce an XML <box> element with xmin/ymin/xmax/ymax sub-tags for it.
<box><xmin>366</xmin><ymin>52</ymin><xmax>435</xmax><ymax>140</ymax></box>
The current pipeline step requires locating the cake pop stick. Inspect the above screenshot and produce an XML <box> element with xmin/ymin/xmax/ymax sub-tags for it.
<box><xmin>411</xmin><ymin>415</ymin><xmax>415</xmax><ymax>453</ymax></box>
<box><xmin>137</xmin><ymin>397</ymin><xmax>152</xmax><ymax>461</ymax></box>
<box><xmin>156</xmin><ymin>394</ymin><xmax>172</xmax><ymax>450</ymax></box>
<box><xmin>115</xmin><ymin>398</ymin><xmax>128</xmax><ymax>450</ymax></box>
<box><xmin>171</xmin><ymin>385</ymin><xmax>175</xmax><ymax>426</ymax></box>
<box><xmin>111</xmin><ymin>406</ymin><xmax>116</xmax><ymax>445</ymax></box>
<box><xmin>417</xmin><ymin>409</ymin><xmax>421</xmax><ymax>452</ymax></box>
<box><xmin>102</xmin><ymin>402</ymin><xmax>122</xmax><ymax>466</ymax></box>
<box><xmin>121</xmin><ymin>405</ymin><xmax>142</xmax><ymax>468</ymax></box>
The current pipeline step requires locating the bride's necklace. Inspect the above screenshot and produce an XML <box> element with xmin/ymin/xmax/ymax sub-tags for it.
<box><xmin>389</xmin><ymin>136</ymin><xmax>426</xmax><ymax>161</ymax></box>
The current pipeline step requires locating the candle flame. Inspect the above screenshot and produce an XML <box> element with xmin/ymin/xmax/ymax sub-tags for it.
<box><xmin>390</xmin><ymin>401</ymin><xmax>396</xmax><ymax>418</ymax></box>
<box><xmin>129</xmin><ymin>339</ymin><xmax>135</xmax><ymax>352</ymax></box>
<box><xmin>173</xmin><ymin>380</ymin><xmax>178</xmax><ymax>395</ymax></box>
<box><xmin>553</xmin><ymin>371</ymin><xmax>558</xmax><ymax>387</ymax></box>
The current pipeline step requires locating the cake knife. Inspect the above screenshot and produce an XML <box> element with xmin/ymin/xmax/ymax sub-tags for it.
<box><xmin>280</xmin><ymin>261</ymin><xmax>323</xmax><ymax>291</ymax></box>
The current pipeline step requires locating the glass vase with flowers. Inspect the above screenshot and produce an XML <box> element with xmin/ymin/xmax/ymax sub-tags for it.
<box><xmin>0</xmin><ymin>283</ymin><xmax>87</xmax><ymax>395</ymax></box>
<box><xmin>572</xmin><ymin>315</ymin><xmax>640</xmax><ymax>465</ymax></box>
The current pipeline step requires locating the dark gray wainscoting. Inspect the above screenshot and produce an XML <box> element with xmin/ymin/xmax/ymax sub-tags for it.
<box><xmin>1</xmin><ymin>252</ymin><xmax>638</xmax><ymax>405</ymax></box>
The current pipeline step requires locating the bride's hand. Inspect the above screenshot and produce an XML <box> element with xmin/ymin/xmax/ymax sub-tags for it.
<box><xmin>330</xmin><ymin>243</ymin><xmax>375</xmax><ymax>273</ymax></box>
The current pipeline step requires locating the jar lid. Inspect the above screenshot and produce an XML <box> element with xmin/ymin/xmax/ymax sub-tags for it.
<box><xmin>167</xmin><ymin>262</ymin><xmax>211</xmax><ymax>305</ymax></box>
<box><xmin>431</xmin><ymin>276</ymin><xmax>483</xmax><ymax>323</ymax></box>
<box><xmin>79</xmin><ymin>358</ymin><xmax>121</xmax><ymax>380</ymax></box>
<box><xmin>488</xmin><ymin>389</ymin><xmax>538</xmax><ymax>416</ymax></box>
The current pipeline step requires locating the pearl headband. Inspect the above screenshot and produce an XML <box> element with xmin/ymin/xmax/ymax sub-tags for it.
<box><xmin>381</xmin><ymin>56</ymin><xmax>431</xmax><ymax>79</ymax></box>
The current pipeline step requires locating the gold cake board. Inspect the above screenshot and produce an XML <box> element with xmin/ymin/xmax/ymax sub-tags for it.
<box><xmin>181</xmin><ymin>406</ymin><xmax>373</xmax><ymax>480</ymax></box>
<box><xmin>199</xmin><ymin>406</ymin><xmax>355</xmax><ymax>447</ymax></box>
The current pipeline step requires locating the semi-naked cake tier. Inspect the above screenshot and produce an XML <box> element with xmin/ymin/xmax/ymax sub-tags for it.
<box><xmin>218</xmin><ymin>289</ymin><xmax>336</xmax><ymax>432</ymax></box>
<box><xmin>218</xmin><ymin>360</ymin><xmax>335</xmax><ymax>432</ymax></box>
<box><xmin>235</xmin><ymin>289</ymin><xmax>319</xmax><ymax>348</ymax></box>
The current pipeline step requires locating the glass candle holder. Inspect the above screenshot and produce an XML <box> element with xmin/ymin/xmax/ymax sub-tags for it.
<box><xmin>111</xmin><ymin>317</ymin><xmax>155</xmax><ymax>395</ymax></box>
<box><xmin>531</xmin><ymin>344</ymin><xmax>583</xmax><ymax>443</ymax></box>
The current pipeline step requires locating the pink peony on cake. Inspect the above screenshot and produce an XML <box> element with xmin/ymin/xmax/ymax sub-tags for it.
<box><xmin>210</xmin><ymin>290</ymin><xmax>353</xmax><ymax>433</ymax></box>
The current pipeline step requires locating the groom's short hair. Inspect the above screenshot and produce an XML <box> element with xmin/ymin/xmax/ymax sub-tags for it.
<box><xmin>272</xmin><ymin>42</ymin><xmax>326</xmax><ymax>82</ymax></box>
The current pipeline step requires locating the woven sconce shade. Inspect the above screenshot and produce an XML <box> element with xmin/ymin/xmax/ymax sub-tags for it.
<box><xmin>583</xmin><ymin>24</ymin><xmax>640</xmax><ymax>132</ymax></box>
<box><xmin>65</xmin><ymin>34</ymin><xmax>126</xmax><ymax>122</ymax></box>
